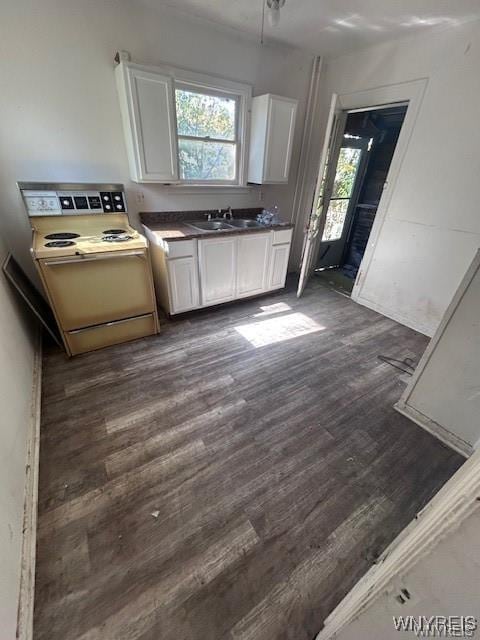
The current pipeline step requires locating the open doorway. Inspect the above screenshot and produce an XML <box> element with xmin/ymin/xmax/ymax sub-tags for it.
<box><xmin>314</xmin><ymin>104</ymin><xmax>408</xmax><ymax>295</ymax></box>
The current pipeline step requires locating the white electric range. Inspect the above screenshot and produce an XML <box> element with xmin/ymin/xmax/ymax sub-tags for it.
<box><xmin>19</xmin><ymin>182</ymin><xmax>159</xmax><ymax>356</ymax></box>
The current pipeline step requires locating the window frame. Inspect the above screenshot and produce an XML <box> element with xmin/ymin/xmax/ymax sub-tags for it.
<box><xmin>175</xmin><ymin>82</ymin><xmax>241</xmax><ymax>185</ymax></box>
<box><xmin>158</xmin><ymin>65</ymin><xmax>252</xmax><ymax>187</ymax></box>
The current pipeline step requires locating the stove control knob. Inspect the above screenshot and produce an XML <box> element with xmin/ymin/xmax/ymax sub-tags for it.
<box><xmin>105</xmin><ymin>205</ymin><xmax>112</xmax><ymax>210</ymax></box>
<box><xmin>114</xmin><ymin>195</ymin><xmax>121</xmax><ymax>201</ymax></box>
<box><xmin>103</xmin><ymin>195</ymin><xmax>109</xmax><ymax>201</ymax></box>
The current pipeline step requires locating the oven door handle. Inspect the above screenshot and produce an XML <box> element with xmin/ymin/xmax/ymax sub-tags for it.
<box><xmin>68</xmin><ymin>314</ymin><xmax>153</xmax><ymax>334</ymax></box>
<box><xmin>44</xmin><ymin>251</ymin><xmax>145</xmax><ymax>266</ymax></box>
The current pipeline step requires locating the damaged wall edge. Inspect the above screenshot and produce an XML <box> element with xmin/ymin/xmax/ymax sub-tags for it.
<box><xmin>16</xmin><ymin>328</ymin><xmax>42</xmax><ymax>640</ymax></box>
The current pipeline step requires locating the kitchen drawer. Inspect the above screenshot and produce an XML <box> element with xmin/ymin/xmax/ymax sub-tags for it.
<box><xmin>66</xmin><ymin>314</ymin><xmax>156</xmax><ymax>355</ymax></box>
<box><xmin>272</xmin><ymin>228</ymin><xmax>293</xmax><ymax>245</ymax></box>
<box><xmin>165</xmin><ymin>240</ymin><xmax>196</xmax><ymax>259</ymax></box>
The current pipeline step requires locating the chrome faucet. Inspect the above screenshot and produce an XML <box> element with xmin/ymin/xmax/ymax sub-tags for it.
<box><xmin>223</xmin><ymin>206</ymin><xmax>233</xmax><ymax>220</ymax></box>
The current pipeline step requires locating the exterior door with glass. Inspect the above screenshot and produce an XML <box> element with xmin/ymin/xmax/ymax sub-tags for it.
<box><xmin>297</xmin><ymin>94</ymin><xmax>344</xmax><ymax>298</ymax></box>
<box><xmin>316</xmin><ymin>136</ymin><xmax>369</xmax><ymax>270</ymax></box>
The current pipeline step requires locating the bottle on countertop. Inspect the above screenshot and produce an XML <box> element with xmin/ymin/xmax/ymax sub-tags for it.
<box><xmin>257</xmin><ymin>205</ymin><xmax>280</xmax><ymax>226</ymax></box>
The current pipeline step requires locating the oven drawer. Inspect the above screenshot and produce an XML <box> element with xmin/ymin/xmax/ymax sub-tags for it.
<box><xmin>66</xmin><ymin>314</ymin><xmax>156</xmax><ymax>355</ymax></box>
<box><xmin>40</xmin><ymin>250</ymin><xmax>155</xmax><ymax>331</ymax></box>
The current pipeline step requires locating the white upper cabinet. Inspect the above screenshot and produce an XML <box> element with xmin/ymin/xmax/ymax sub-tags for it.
<box><xmin>248</xmin><ymin>94</ymin><xmax>298</xmax><ymax>184</ymax></box>
<box><xmin>115</xmin><ymin>62</ymin><xmax>179</xmax><ymax>183</ymax></box>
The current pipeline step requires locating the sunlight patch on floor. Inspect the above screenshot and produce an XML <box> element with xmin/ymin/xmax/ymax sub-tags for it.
<box><xmin>253</xmin><ymin>302</ymin><xmax>292</xmax><ymax>318</ymax></box>
<box><xmin>235</xmin><ymin>312</ymin><xmax>325</xmax><ymax>348</ymax></box>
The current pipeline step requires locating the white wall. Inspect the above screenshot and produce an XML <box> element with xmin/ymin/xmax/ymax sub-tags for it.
<box><xmin>334</xmin><ymin>506</ymin><xmax>480</xmax><ymax>640</ymax></box>
<box><xmin>310</xmin><ymin>20</ymin><xmax>480</xmax><ymax>336</ymax></box>
<box><xmin>0</xmin><ymin>0</ymin><xmax>313</xmax><ymax>282</ymax></box>
<box><xmin>0</xmin><ymin>234</ymin><xmax>36</xmax><ymax>637</ymax></box>
<box><xmin>399</xmin><ymin>250</ymin><xmax>480</xmax><ymax>452</ymax></box>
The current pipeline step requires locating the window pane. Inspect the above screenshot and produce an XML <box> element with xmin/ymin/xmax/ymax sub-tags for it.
<box><xmin>322</xmin><ymin>199</ymin><xmax>349</xmax><ymax>241</ymax></box>
<box><xmin>175</xmin><ymin>89</ymin><xmax>236</xmax><ymax>141</ymax></box>
<box><xmin>332</xmin><ymin>147</ymin><xmax>362</xmax><ymax>198</ymax></box>
<box><xmin>178</xmin><ymin>139</ymin><xmax>236</xmax><ymax>181</ymax></box>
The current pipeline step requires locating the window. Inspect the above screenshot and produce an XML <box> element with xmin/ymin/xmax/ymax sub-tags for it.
<box><xmin>175</xmin><ymin>86</ymin><xmax>238</xmax><ymax>183</ymax></box>
<box><xmin>167</xmin><ymin>67</ymin><xmax>250</xmax><ymax>186</ymax></box>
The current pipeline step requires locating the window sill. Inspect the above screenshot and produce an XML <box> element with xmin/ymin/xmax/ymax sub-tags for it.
<box><xmin>160</xmin><ymin>184</ymin><xmax>260</xmax><ymax>195</ymax></box>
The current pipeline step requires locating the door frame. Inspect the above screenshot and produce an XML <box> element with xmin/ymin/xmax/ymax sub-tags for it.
<box><xmin>298</xmin><ymin>78</ymin><xmax>428</xmax><ymax>299</ymax></box>
<box><xmin>344</xmin><ymin>81</ymin><xmax>428</xmax><ymax>304</ymax></box>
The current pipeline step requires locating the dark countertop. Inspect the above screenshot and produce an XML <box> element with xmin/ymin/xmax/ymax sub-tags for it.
<box><xmin>140</xmin><ymin>210</ymin><xmax>294</xmax><ymax>243</ymax></box>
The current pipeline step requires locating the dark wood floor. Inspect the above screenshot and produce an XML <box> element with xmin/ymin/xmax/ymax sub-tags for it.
<box><xmin>35</xmin><ymin>277</ymin><xmax>463</xmax><ymax>640</ymax></box>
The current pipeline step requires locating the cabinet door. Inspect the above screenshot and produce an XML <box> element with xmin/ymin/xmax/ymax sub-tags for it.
<box><xmin>264</xmin><ymin>96</ymin><xmax>297</xmax><ymax>183</ymax></box>
<box><xmin>199</xmin><ymin>237</ymin><xmax>236</xmax><ymax>306</ymax></box>
<box><xmin>122</xmin><ymin>64</ymin><xmax>179</xmax><ymax>182</ymax></box>
<box><xmin>236</xmin><ymin>233</ymin><xmax>271</xmax><ymax>298</ymax></box>
<box><xmin>167</xmin><ymin>257</ymin><xmax>199</xmax><ymax>314</ymax></box>
<box><xmin>268</xmin><ymin>243</ymin><xmax>290</xmax><ymax>290</ymax></box>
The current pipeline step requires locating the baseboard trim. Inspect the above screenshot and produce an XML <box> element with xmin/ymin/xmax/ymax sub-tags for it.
<box><xmin>16</xmin><ymin>330</ymin><xmax>42</xmax><ymax>640</ymax></box>
<box><xmin>395</xmin><ymin>401</ymin><xmax>472</xmax><ymax>458</ymax></box>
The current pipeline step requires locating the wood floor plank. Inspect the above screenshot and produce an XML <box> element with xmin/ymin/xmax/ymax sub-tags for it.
<box><xmin>35</xmin><ymin>277</ymin><xmax>464</xmax><ymax>640</ymax></box>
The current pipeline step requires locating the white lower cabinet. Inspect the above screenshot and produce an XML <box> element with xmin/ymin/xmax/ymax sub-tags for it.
<box><xmin>167</xmin><ymin>256</ymin><xmax>199</xmax><ymax>313</ymax></box>
<box><xmin>236</xmin><ymin>233</ymin><xmax>271</xmax><ymax>298</ymax></box>
<box><xmin>198</xmin><ymin>236</ymin><xmax>237</xmax><ymax>305</ymax></box>
<box><xmin>146</xmin><ymin>226</ymin><xmax>293</xmax><ymax>315</ymax></box>
<box><xmin>268</xmin><ymin>243</ymin><xmax>290</xmax><ymax>290</ymax></box>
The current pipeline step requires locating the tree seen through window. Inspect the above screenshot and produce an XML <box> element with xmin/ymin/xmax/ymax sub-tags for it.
<box><xmin>175</xmin><ymin>89</ymin><xmax>237</xmax><ymax>181</ymax></box>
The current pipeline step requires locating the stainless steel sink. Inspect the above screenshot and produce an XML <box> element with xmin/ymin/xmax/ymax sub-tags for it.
<box><xmin>229</xmin><ymin>219</ymin><xmax>262</xmax><ymax>228</ymax></box>
<box><xmin>187</xmin><ymin>220</ymin><xmax>235</xmax><ymax>231</ymax></box>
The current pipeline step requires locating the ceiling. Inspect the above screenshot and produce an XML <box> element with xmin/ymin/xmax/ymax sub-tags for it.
<box><xmin>146</xmin><ymin>0</ymin><xmax>480</xmax><ymax>57</ymax></box>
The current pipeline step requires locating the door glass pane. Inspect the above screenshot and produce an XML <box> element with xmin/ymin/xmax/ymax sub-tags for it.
<box><xmin>332</xmin><ymin>148</ymin><xmax>362</xmax><ymax>198</ymax></box>
<box><xmin>321</xmin><ymin>145</ymin><xmax>363</xmax><ymax>241</ymax></box>
<box><xmin>322</xmin><ymin>199</ymin><xmax>349</xmax><ymax>242</ymax></box>
<box><xmin>178</xmin><ymin>139</ymin><xmax>236</xmax><ymax>180</ymax></box>
<box><xmin>175</xmin><ymin>89</ymin><xmax>236</xmax><ymax>141</ymax></box>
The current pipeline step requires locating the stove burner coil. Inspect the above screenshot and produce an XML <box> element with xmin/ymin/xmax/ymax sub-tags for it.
<box><xmin>45</xmin><ymin>232</ymin><xmax>80</xmax><ymax>240</ymax></box>
<box><xmin>102</xmin><ymin>234</ymin><xmax>133</xmax><ymax>243</ymax></box>
<box><xmin>45</xmin><ymin>240</ymin><xmax>76</xmax><ymax>248</ymax></box>
<box><xmin>102</xmin><ymin>229</ymin><xmax>127</xmax><ymax>235</ymax></box>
